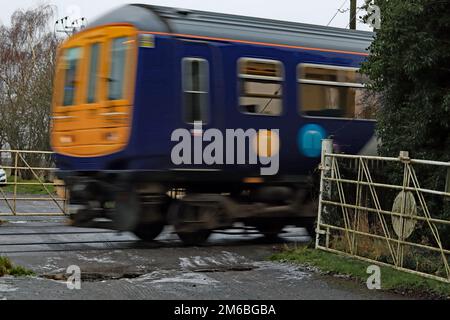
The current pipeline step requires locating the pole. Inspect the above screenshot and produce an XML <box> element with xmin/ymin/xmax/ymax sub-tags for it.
<box><xmin>315</xmin><ymin>139</ymin><xmax>334</xmax><ymax>249</ymax></box>
<box><xmin>350</xmin><ymin>0</ymin><xmax>357</xmax><ymax>30</ymax></box>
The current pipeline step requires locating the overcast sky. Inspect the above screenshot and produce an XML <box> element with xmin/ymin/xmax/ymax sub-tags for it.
<box><xmin>0</xmin><ymin>0</ymin><xmax>371</xmax><ymax>31</ymax></box>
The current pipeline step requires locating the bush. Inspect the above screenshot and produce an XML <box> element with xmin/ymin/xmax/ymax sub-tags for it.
<box><xmin>361</xmin><ymin>0</ymin><xmax>450</xmax><ymax>246</ymax></box>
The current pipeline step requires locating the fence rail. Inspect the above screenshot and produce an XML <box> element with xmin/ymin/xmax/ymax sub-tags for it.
<box><xmin>315</xmin><ymin>139</ymin><xmax>450</xmax><ymax>283</ymax></box>
<box><xmin>0</xmin><ymin>150</ymin><xmax>67</xmax><ymax>216</ymax></box>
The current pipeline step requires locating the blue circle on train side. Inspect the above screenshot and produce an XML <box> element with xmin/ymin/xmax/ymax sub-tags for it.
<box><xmin>298</xmin><ymin>124</ymin><xmax>327</xmax><ymax>158</ymax></box>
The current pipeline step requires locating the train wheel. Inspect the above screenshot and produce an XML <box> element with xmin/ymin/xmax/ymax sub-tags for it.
<box><xmin>170</xmin><ymin>201</ymin><xmax>212</xmax><ymax>246</ymax></box>
<box><xmin>176</xmin><ymin>230</ymin><xmax>212</xmax><ymax>246</ymax></box>
<box><xmin>133</xmin><ymin>221</ymin><xmax>165</xmax><ymax>242</ymax></box>
<box><xmin>113</xmin><ymin>188</ymin><xmax>141</xmax><ymax>231</ymax></box>
<box><xmin>255</xmin><ymin>222</ymin><xmax>285</xmax><ymax>240</ymax></box>
<box><xmin>70</xmin><ymin>208</ymin><xmax>95</xmax><ymax>227</ymax></box>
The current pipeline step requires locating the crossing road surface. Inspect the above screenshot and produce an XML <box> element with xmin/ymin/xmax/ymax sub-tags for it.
<box><xmin>0</xmin><ymin>216</ymin><xmax>409</xmax><ymax>300</ymax></box>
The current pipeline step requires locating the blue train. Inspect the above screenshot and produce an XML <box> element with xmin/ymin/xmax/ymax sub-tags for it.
<box><xmin>51</xmin><ymin>4</ymin><xmax>375</xmax><ymax>244</ymax></box>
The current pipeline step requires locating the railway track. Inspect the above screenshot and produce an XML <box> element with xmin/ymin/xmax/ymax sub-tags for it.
<box><xmin>0</xmin><ymin>216</ymin><xmax>310</xmax><ymax>254</ymax></box>
<box><xmin>0</xmin><ymin>218</ymin><xmax>140</xmax><ymax>253</ymax></box>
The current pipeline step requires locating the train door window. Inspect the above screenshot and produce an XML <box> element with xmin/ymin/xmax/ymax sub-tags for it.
<box><xmin>298</xmin><ymin>64</ymin><xmax>374</xmax><ymax>119</ymax></box>
<box><xmin>238</xmin><ymin>58</ymin><xmax>283</xmax><ymax>116</ymax></box>
<box><xmin>182</xmin><ymin>58</ymin><xmax>209</xmax><ymax>123</ymax></box>
<box><xmin>108</xmin><ymin>37</ymin><xmax>130</xmax><ymax>100</ymax></box>
<box><xmin>86</xmin><ymin>43</ymin><xmax>101</xmax><ymax>103</ymax></box>
<box><xmin>62</xmin><ymin>47</ymin><xmax>82</xmax><ymax>106</ymax></box>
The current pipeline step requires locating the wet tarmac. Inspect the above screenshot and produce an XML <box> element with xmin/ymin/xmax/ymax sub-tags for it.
<box><xmin>0</xmin><ymin>216</ymin><xmax>410</xmax><ymax>300</ymax></box>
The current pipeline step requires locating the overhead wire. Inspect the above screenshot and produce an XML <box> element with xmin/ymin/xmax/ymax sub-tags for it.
<box><xmin>327</xmin><ymin>0</ymin><xmax>349</xmax><ymax>26</ymax></box>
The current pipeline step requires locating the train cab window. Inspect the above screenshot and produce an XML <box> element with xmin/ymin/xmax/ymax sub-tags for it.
<box><xmin>62</xmin><ymin>47</ymin><xmax>82</xmax><ymax>106</ymax></box>
<box><xmin>182</xmin><ymin>58</ymin><xmax>209</xmax><ymax>123</ymax></box>
<box><xmin>238</xmin><ymin>58</ymin><xmax>283</xmax><ymax>116</ymax></box>
<box><xmin>108</xmin><ymin>37</ymin><xmax>130</xmax><ymax>100</ymax></box>
<box><xmin>298</xmin><ymin>64</ymin><xmax>374</xmax><ymax>119</ymax></box>
<box><xmin>86</xmin><ymin>43</ymin><xmax>101</xmax><ymax>103</ymax></box>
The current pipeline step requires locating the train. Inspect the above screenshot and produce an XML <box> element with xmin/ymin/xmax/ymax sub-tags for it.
<box><xmin>51</xmin><ymin>4</ymin><xmax>375</xmax><ymax>245</ymax></box>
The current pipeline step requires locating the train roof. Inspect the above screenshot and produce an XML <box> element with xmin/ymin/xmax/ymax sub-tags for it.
<box><xmin>88</xmin><ymin>4</ymin><xmax>374</xmax><ymax>54</ymax></box>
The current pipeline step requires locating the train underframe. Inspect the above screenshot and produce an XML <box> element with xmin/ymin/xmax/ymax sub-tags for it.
<box><xmin>59</xmin><ymin>170</ymin><xmax>319</xmax><ymax>245</ymax></box>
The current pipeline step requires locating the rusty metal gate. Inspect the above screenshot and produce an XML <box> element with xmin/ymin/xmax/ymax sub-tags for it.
<box><xmin>316</xmin><ymin>139</ymin><xmax>450</xmax><ymax>283</ymax></box>
<box><xmin>0</xmin><ymin>150</ymin><xmax>67</xmax><ymax>216</ymax></box>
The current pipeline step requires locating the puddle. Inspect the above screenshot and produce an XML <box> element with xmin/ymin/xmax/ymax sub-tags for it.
<box><xmin>0</xmin><ymin>283</ymin><xmax>18</xmax><ymax>292</ymax></box>
<box><xmin>192</xmin><ymin>266</ymin><xmax>254</xmax><ymax>273</ymax></box>
<box><xmin>253</xmin><ymin>261</ymin><xmax>311</xmax><ymax>281</ymax></box>
<box><xmin>76</xmin><ymin>254</ymin><xmax>116</xmax><ymax>264</ymax></box>
<box><xmin>129</xmin><ymin>271</ymin><xmax>220</xmax><ymax>286</ymax></box>
<box><xmin>41</xmin><ymin>271</ymin><xmax>144</xmax><ymax>282</ymax></box>
<box><xmin>179</xmin><ymin>251</ymin><xmax>254</xmax><ymax>272</ymax></box>
<box><xmin>151</xmin><ymin>272</ymin><xmax>219</xmax><ymax>285</ymax></box>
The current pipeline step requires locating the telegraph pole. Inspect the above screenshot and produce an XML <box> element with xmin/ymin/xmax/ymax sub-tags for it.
<box><xmin>349</xmin><ymin>0</ymin><xmax>357</xmax><ymax>29</ymax></box>
<box><xmin>54</xmin><ymin>16</ymin><xmax>86</xmax><ymax>36</ymax></box>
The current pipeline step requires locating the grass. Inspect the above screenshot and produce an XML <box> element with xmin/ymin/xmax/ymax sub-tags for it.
<box><xmin>0</xmin><ymin>178</ymin><xmax>56</xmax><ymax>195</ymax></box>
<box><xmin>0</xmin><ymin>256</ymin><xmax>34</xmax><ymax>277</ymax></box>
<box><xmin>270</xmin><ymin>244</ymin><xmax>450</xmax><ymax>299</ymax></box>
<box><xmin>328</xmin><ymin>234</ymin><xmax>449</xmax><ymax>279</ymax></box>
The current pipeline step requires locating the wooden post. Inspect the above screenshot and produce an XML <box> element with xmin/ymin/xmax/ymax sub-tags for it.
<box><xmin>13</xmin><ymin>152</ymin><xmax>18</xmax><ymax>215</ymax></box>
<box><xmin>350</xmin><ymin>0</ymin><xmax>357</xmax><ymax>30</ymax></box>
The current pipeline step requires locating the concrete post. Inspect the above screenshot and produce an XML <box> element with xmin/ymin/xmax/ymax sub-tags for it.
<box><xmin>316</xmin><ymin>139</ymin><xmax>334</xmax><ymax>249</ymax></box>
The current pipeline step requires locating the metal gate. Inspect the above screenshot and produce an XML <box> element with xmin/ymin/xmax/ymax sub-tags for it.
<box><xmin>315</xmin><ymin>139</ymin><xmax>450</xmax><ymax>283</ymax></box>
<box><xmin>0</xmin><ymin>150</ymin><xmax>67</xmax><ymax>216</ymax></box>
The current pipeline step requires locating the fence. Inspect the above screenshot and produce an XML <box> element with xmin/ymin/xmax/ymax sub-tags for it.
<box><xmin>315</xmin><ymin>139</ymin><xmax>450</xmax><ymax>283</ymax></box>
<box><xmin>0</xmin><ymin>150</ymin><xmax>67</xmax><ymax>216</ymax></box>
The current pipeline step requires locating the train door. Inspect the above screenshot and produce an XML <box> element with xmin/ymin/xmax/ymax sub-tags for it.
<box><xmin>178</xmin><ymin>40</ymin><xmax>219</xmax><ymax>133</ymax></box>
<box><xmin>99</xmin><ymin>27</ymin><xmax>138</xmax><ymax>151</ymax></box>
<box><xmin>72</xmin><ymin>33</ymin><xmax>107</xmax><ymax>133</ymax></box>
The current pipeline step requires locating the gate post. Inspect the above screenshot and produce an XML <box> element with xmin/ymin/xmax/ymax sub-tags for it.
<box><xmin>315</xmin><ymin>139</ymin><xmax>334</xmax><ymax>248</ymax></box>
<box><xmin>445</xmin><ymin>166</ymin><xmax>450</xmax><ymax>201</ymax></box>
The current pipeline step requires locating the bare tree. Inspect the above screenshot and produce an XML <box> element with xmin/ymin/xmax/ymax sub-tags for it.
<box><xmin>0</xmin><ymin>5</ymin><xmax>60</xmax><ymax>178</ymax></box>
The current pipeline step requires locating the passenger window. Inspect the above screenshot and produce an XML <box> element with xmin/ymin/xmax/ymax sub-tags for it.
<box><xmin>298</xmin><ymin>64</ymin><xmax>374</xmax><ymax>119</ymax></box>
<box><xmin>86</xmin><ymin>43</ymin><xmax>101</xmax><ymax>103</ymax></box>
<box><xmin>238</xmin><ymin>59</ymin><xmax>283</xmax><ymax>116</ymax></box>
<box><xmin>108</xmin><ymin>37</ymin><xmax>130</xmax><ymax>100</ymax></box>
<box><xmin>182</xmin><ymin>58</ymin><xmax>209</xmax><ymax>123</ymax></box>
<box><xmin>62</xmin><ymin>47</ymin><xmax>82</xmax><ymax>106</ymax></box>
